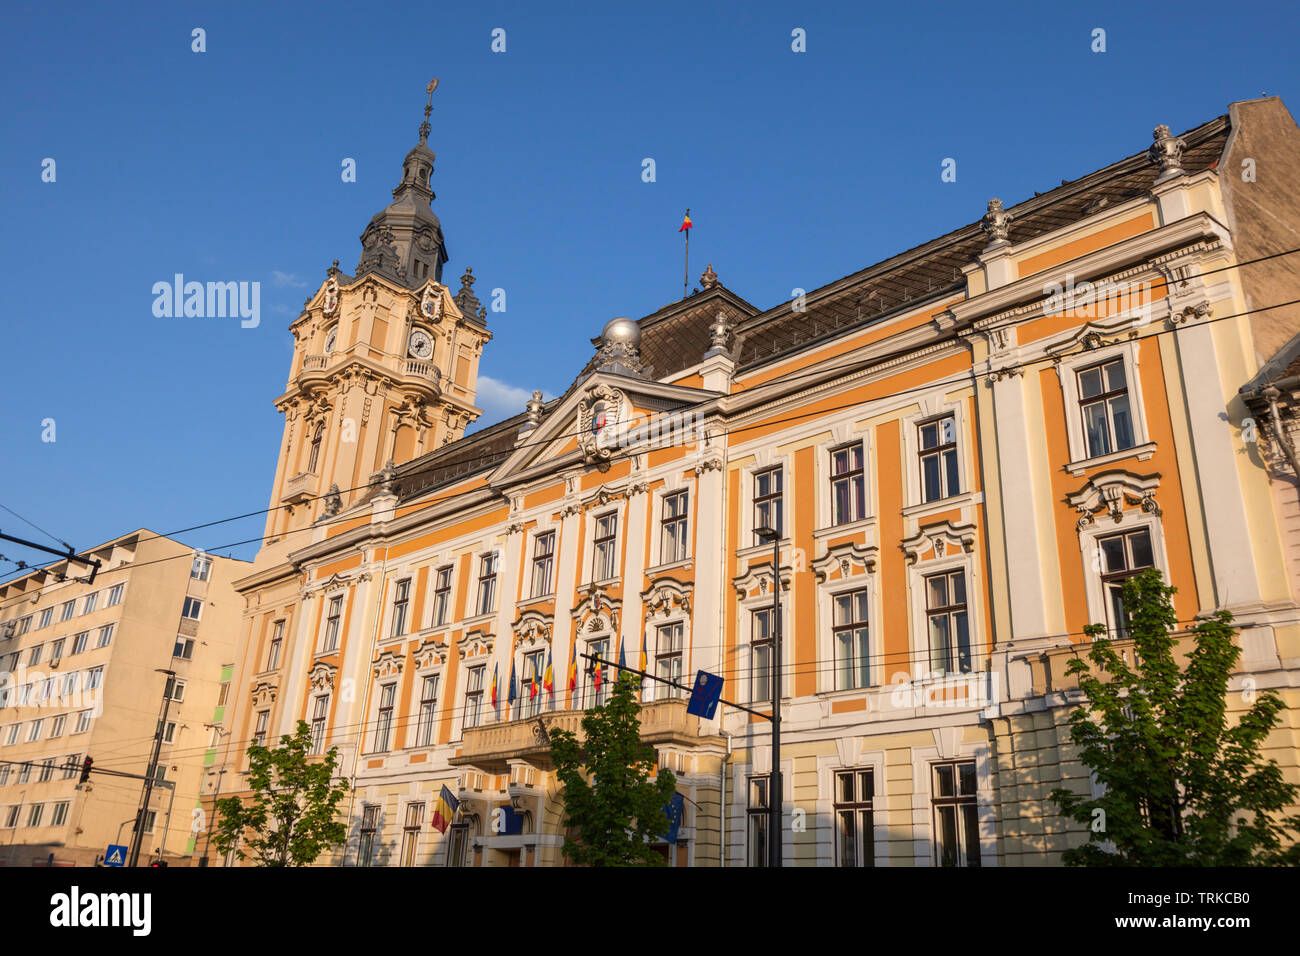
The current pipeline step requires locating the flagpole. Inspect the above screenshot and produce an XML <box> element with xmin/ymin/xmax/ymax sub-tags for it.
<box><xmin>683</xmin><ymin>207</ymin><xmax>690</xmax><ymax>298</ymax></box>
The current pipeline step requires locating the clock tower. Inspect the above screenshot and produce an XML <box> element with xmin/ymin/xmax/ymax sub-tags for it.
<box><xmin>262</xmin><ymin>85</ymin><xmax>492</xmax><ymax>542</ymax></box>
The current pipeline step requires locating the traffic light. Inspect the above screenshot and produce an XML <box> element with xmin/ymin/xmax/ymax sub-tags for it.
<box><xmin>149</xmin><ymin>860</ymin><xmax>168</xmax><ymax>868</ymax></box>
<box><xmin>78</xmin><ymin>756</ymin><xmax>93</xmax><ymax>784</ymax></box>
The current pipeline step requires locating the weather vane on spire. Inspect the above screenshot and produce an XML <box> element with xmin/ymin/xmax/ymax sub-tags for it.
<box><xmin>419</xmin><ymin>77</ymin><xmax>439</xmax><ymax>145</ymax></box>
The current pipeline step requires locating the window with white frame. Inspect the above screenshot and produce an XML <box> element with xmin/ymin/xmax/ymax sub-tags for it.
<box><xmin>49</xmin><ymin>715</ymin><xmax>65</xmax><ymax>738</ymax></box>
<box><xmin>307</xmin><ymin>422</ymin><xmax>325</xmax><ymax>474</ymax></box>
<box><xmin>166</xmin><ymin>677</ymin><xmax>186</xmax><ymax>702</ymax></box>
<box><xmin>357</xmin><ymin>804</ymin><xmax>380</xmax><ymax>866</ymax></box>
<box><xmin>583</xmin><ymin>637</ymin><xmax>611</xmax><ymax>708</ymax></box>
<box><xmin>521</xmin><ymin>650</ymin><xmax>545</xmax><ymax>717</ymax></box>
<box><xmin>925</xmin><ymin>570</ymin><xmax>971</xmax><ymax>675</ymax></box>
<box><xmin>173</xmin><ymin>636</ymin><xmax>195</xmax><ymax>660</ymax></box>
<box><xmin>592</xmin><ymin>513</ymin><xmax>618</xmax><ymax>581</ymax></box>
<box><xmin>266</xmin><ymin>621</ymin><xmax>283</xmax><ymax>671</ymax></box>
<box><xmin>390</xmin><ymin>578</ymin><xmax>411</xmax><ymax>637</ymax></box>
<box><xmin>321</xmin><ymin>595</ymin><xmax>343</xmax><ymax>652</ymax></box>
<box><xmin>1077</xmin><ymin>358</ymin><xmax>1136</xmax><ymax>459</ymax></box>
<box><xmin>751</xmin><ymin>608</ymin><xmax>774</xmax><ymax>703</ymax></box>
<box><xmin>38</xmin><ymin>608</ymin><xmax>53</xmax><ymax>629</ymax></box>
<box><xmin>415</xmin><ymin>675</ymin><xmax>439</xmax><ymax>746</ymax></box>
<box><xmin>28</xmin><ymin>644</ymin><xmax>42</xmax><ymax>666</ymax></box>
<box><xmin>753</xmin><ymin>467</ymin><xmax>783</xmax><ymax>536</ymax></box>
<box><xmin>834</xmin><ymin>768</ymin><xmax>875</xmax><ymax>866</ymax></box>
<box><xmin>0</xmin><ymin>766</ymin><xmax>8</xmax><ymax>786</ymax></box>
<box><xmin>530</xmin><ymin>532</ymin><xmax>556</xmax><ymax>598</ymax></box>
<box><xmin>655</xmin><ymin>622</ymin><xmax>684</xmax><ymax>700</ymax></box>
<box><xmin>747</xmin><ymin>776</ymin><xmax>769</xmax><ymax>867</ymax></box>
<box><xmin>50</xmin><ymin>802</ymin><xmax>69</xmax><ymax>827</ymax></box>
<box><xmin>59</xmin><ymin>601</ymin><xmax>75</xmax><ymax>622</ymax></box>
<box><xmin>1096</xmin><ymin>527</ymin><xmax>1155</xmax><ymax>637</ymax></box>
<box><xmin>84</xmin><ymin>666</ymin><xmax>104</xmax><ymax>691</ymax></box>
<box><xmin>16</xmin><ymin>615</ymin><xmax>32</xmax><ymax>636</ymax></box>
<box><xmin>932</xmin><ymin>760</ymin><xmax>980</xmax><ymax>867</ymax></box>
<box><xmin>26</xmin><ymin>804</ymin><xmax>43</xmax><ymax>828</ymax></box>
<box><xmin>49</xmin><ymin>638</ymin><xmax>64</xmax><ymax>663</ymax></box>
<box><xmin>918</xmin><ymin>416</ymin><xmax>960</xmax><ymax>503</ymax></box>
<box><xmin>191</xmin><ymin>554</ymin><xmax>212</xmax><ymax>581</ymax></box>
<box><xmin>95</xmin><ymin>624</ymin><xmax>113</xmax><ymax>649</ymax></box>
<box><xmin>61</xmin><ymin>754</ymin><xmax>79</xmax><ymax>779</ymax></box>
<box><xmin>74</xmin><ymin>710</ymin><xmax>92</xmax><ymax>734</ymax></box>
<box><xmin>252</xmin><ymin>710</ymin><xmax>269</xmax><ymax>748</ymax></box>
<box><xmin>660</xmin><ymin>491</ymin><xmax>689</xmax><ymax>564</ymax></box>
<box><xmin>16</xmin><ymin>762</ymin><xmax>31</xmax><ymax>784</ymax></box>
<box><xmin>431</xmin><ymin>566</ymin><xmax>453</xmax><ymax>626</ymax></box>
<box><xmin>373</xmin><ymin>683</ymin><xmax>396</xmax><ymax>751</ymax></box>
<box><xmin>106</xmin><ymin>584</ymin><xmax>124</xmax><ymax>606</ymax></box>
<box><xmin>463</xmin><ymin>665</ymin><xmax>485</xmax><ymax>730</ymax></box>
<box><xmin>830</xmin><ymin>443</ymin><xmax>866</xmax><ymax>525</ymax></box>
<box><xmin>475</xmin><ymin>553</ymin><xmax>499</xmax><ymax>616</ymax></box>
<box><xmin>400</xmin><ymin>802</ymin><xmax>425</xmax><ymax>867</ymax></box>
<box><xmin>82</xmin><ymin>592</ymin><xmax>98</xmax><ymax>615</ymax></box>
<box><xmin>310</xmin><ymin>694</ymin><xmax>329</xmax><ymax>754</ymax></box>
<box><xmin>163</xmin><ymin>721</ymin><xmax>177</xmax><ymax>743</ymax></box>
<box><xmin>833</xmin><ymin>589</ymin><xmax>870</xmax><ymax>690</ymax></box>
<box><xmin>71</xmin><ymin>631</ymin><xmax>89</xmax><ymax>655</ymax></box>
<box><xmin>27</xmin><ymin>719</ymin><xmax>43</xmax><ymax>742</ymax></box>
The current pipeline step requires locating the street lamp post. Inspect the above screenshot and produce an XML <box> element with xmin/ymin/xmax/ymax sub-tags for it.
<box><xmin>754</xmin><ymin>525</ymin><xmax>782</xmax><ymax>868</ymax></box>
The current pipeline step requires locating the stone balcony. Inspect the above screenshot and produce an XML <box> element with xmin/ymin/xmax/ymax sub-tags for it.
<box><xmin>281</xmin><ymin>469</ymin><xmax>319</xmax><ymax>505</ymax></box>
<box><xmin>450</xmin><ymin>698</ymin><xmax>712</xmax><ymax>773</ymax></box>
<box><xmin>401</xmin><ymin>358</ymin><xmax>441</xmax><ymax>398</ymax></box>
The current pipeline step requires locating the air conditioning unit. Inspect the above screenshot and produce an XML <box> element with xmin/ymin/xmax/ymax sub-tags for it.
<box><xmin>48</xmin><ymin>659</ymin><xmax>60</xmax><ymax>669</ymax></box>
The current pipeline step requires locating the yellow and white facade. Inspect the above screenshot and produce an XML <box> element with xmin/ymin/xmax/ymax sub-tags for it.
<box><xmin>214</xmin><ymin>97</ymin><xmax>1300</xmax><ymax>866</ymax></box>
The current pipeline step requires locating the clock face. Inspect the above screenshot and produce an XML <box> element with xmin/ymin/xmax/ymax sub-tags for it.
<box><xmin>323</xmin><ymin>327</ymin><xmax>337</xmax><ymax>354</ymax></box>
<box><xmin>409</xmin><ymin>329</ymin><xmax>434</xmax><ymax>360</ymax></box>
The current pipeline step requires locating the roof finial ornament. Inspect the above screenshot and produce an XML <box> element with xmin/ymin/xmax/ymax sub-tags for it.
<box><xmin>1149</xmin><ymin>123</ymin><xmax>1186</xmax><ymax>180</ymax></box>
<box><xmin>981</xmin><ymin>198</ymin><xmax>1012</xmax><ymax>246</ymax></box>
<box><xmin>419</xmin><ymin>78</ymin><xmax>439</xmax><ymax>146</ymax></box>
<box><xmin>700</xmin><ymin>264</ymin><xmax>719</xmax><ymax>290</ymax></box>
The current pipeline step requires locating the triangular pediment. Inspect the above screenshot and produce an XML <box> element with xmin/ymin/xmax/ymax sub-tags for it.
<box><xmin>487</xmin><ymin>372</ymin><xmax>720</xmax><ymax>488</ymax></box>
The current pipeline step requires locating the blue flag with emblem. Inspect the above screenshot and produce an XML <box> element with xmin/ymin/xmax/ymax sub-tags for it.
<box><xmin>508</xmin><ymin>657</ymin><xmax>517</xmax><ymax>708</ymax></box>
<box><xmin>660</xmin><ymin>792</ymin><xmax>685</xmax><ymax>844</ymax></box>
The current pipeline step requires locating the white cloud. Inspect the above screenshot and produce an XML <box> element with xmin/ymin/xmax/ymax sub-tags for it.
<box><xmin>271</xmin><ymin>270</ymin><xmax>308</xmax><ymax>288</ymax></box>
<box><xmin>471</xmin><ymin>376</ymin><xmax>555</xmax><ymax>430</ymax></box>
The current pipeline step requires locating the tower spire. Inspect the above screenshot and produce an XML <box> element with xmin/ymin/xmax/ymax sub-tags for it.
<box><xmin>419</xmin><ymin>78</ymin><xmax>438</xmax><ymax>146</ymax></box>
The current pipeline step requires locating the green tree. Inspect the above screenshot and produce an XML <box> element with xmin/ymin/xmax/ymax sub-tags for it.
<box><xmin>212</xmin><ymin>719</ymin><xmax>350</xmax><ymax>867</ymax></box>
<box><xmin>1050</xmin><ymin>568</ymin><xmax>1300</xmax><ymax>865</ymax></box>
<box><xmin>550</xmin><ymin>671</ymin><xmax>679</xmax><ymax>866</ymax></box>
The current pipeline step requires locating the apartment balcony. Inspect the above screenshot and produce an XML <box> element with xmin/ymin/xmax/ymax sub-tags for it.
<box><xmin>450</xmin><ymin>698</ymin><xmax>710</xmax><ymax>774</ymax></box>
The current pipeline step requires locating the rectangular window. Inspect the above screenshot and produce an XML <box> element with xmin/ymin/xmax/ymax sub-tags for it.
<box><xmin>49</xmin><ymin>715</ymin><xmax>65</xmax><ymax>738</ymax></box>
<box><xmin>310</xmin><ymin>694</ymin><xmax>329</xmax><ymax>754</ymax></box>
<box><xmin>463</xmin><ymin>666</ymin><xmax>485</xmax><ymax>730</ymax></box>
<box><xmin>932</xmin><ymin>760</ymin><xmax>981</xmax><ymax>867</ymax></box>
<box><xmin>85</xmin><ymin>666</ymin><xmax>104</xmax><ymax>691</ymax></box>
<box><xmin>173</xmin><ymin>637</ymin><xmax>195</xmax><ymax>660</ymax></box>
<box><xmin>3</xmin><ymin>724</ymin><xmax>15</xmax><ymax>745</ymax></box>
<box><xmin>926</xmin><ymin>570</ymin><xmax>971</xmax><ymax>675</ymax></box>
<box><xmin>28</xmin><ymin>719</ymin><xmax>43</xmax><ymax>742</ymax></box>
<box><xmin>830</xmin><ymin>443</ymin><xmax>866</xmax><ymax>525</ymax></box>
<box><xmin>28</xmin><ymin>644</ymin><xmax>42</xmax><ymax>666</ymax></box>
<box><xmin>60</xmin><ymin>601</ymin><xmax>75</xmax><ymax>622</ymax></box>
<box><xmin>753</xmin><ymin>467</ymin><xmax>784</xmax><ymax>537</ymax></box>
<box><xmin>26</xmin><ymin>804</ymin><xmax>43</xmax><ymax>828</ymax></box>
<box><xmin>106</xmin><ymin>584</ymin><xmax>124</xmax><ymax>607</ymax></box>
<box><xmin>373</xmin><ymin>684</ymin><xmax>396</xmax><ymax>752</ymax></box>
<box><xmin>1078</xmin><ymin>358</ymin><xmax>1136</xmax><ymax>458</ymax></box>
<box><xmin>585</xmin><ymin>637</ymin><xmax>611</xmax><ymax>708</ymax></box>
<box><xmin>181</xmin><ymin>597</ymin><xmax>203</xmax><ymax>621</ymax></box>
<box><xmin>416</xmin><ymin>675</ymin><xmax>439</xmax><ymax>747</ymax></box>
<box><xmin>95</xmin><ymin>624</ymin><xmax>113</xmax><ymax>648</ymax></box>
<box><xmin>217</xmin><ymin>678</ymin><xmax>230</xmax><ymax>708</ymax></box>
<box><xmin>475</xmin><ymin>553</ymin><xmax>498</xmax><ymax>616</ymax></box>
<box><xmin>253</xmin><ymin>710</ymin><xmax>269</xmax><ymax>749</ymax></box>
<box><xmin>751</xmin><ymin>608</ymin><xmax>773</xmax><ymax>703</ymax></box>
<box><xmin>50</xmin><ymin>802</ymin><xmax>69</xmax><ymax>827</ymax></box>
<box><xmin>167</xmin><ymin>677</ymin><xmax>186</xmax><ymax>702</ymax></box>
<box><xmin>38</xmin><ymin>760</ymin><xmax>54</xmax><ymax>783</ymax></box>
<box><xmin>16</xmin><ymin>616</ymin><xmax>32</xmax><ymax>636</ymax></box>
<box><xmin>163</xmin><ymin>721</ymin><xmax>177</xmax><ymax>743</ymax></box>
<box><xmin>3</xmin><ymin>806</ymin><xmax>18</xmax><ymax>828</ymax></box>
<box><xmin>530</xmin><ymin>532</ymin><xmax>556</xmax><ymax>598</ymax></box>
<box><xmin>521</xmin><ymin>650</ymin><xmax>545</xmax><ymax>718</ymax></box>
<box><xmin>358</xmin><ymin>805</ymin><xmax>380</xmax><ymax>867</ymax></box>
<box><xmin>0</xmin><ymin>766</ymin><xmax>8</xmax><ymax>786</ymax></box>
<box><xmin>266</xmin><ymin>633</ymin><xmax>282</xmax><ymax>672</ymax></box>
<box><xmin>62</xmin><ymin>754</ymin><xmax>79</xmax><ymax>779</ymax></box>
<box><xmin>1098</xmin><ymin>527</ymin><xmax>1155</xmax><ymax>636</ymax></box>
<box><xmin>919</xmin><ymin>416</ymin><xmax>960</xmax><ymax>502</ymax></box>
<box><xmin>191</xmin><ymin>554</ymin><xmax>212</xmax><ymax>581</ymax></box>
<box><xmin>833</xmin><ymin>589</ymin><xmax>870</xmax><ymax>690</ymax></box>
<box><xmin>431</xmin><ymin>566</ymin><xmax>453</xmax><ymax>626</ymax></box>
<box><xmin>38</xmin><ymin>608</ymin><xmax>53</xmax><ymax>629</ymax></box>
<box><xmin>834</xmin><ymin>769</ymin><xmax>875</xmax><ymax>867</ymax></box>
<box><xmin>17</xmin><ymin>762</ymin><xmax>32</xmax><ymax>784</ymax></box>
<box><xmin>747</xmin><ymin>776</ymin><xmax>769</xmax><ymax>867</ymax></box>
<box><xmin>142</xmin><ymin>810</ymin><xmax>156</xmax><ymax>834</ymax></box>
<box><xmin>322</xmin><ymin>595</ymin><xmax>343</xmax><ymax>652</ymax></box>
<box><xmin>400</xmin><ymin>802</ymin><xmax>425</xmax><ymax>867</ymax></box>
<box><xmin>82</xmin><ymin>592</ymin><xmax>98</xmax><ymax>615</ymax></box>
<box><xmin>593</xmin><ymin>513</ymin><xmax>618</xmax><ymax>581</ymax></box>
<box><xmin>446</xmin><ymin>823</ymin><xmax>470</xmax><ymax>867</ymax></box>
<box><xmin>71</xmin><ymin>631</ymin><xmax>88</xmax><ymax>655</ymax></box>
<box><xmin>655</xmin><ymin>622</ymin><xmax>684</xmax><ymax>700</ymax></box>
<box><xmin>660</xmin><ymin>491</ymin><xmax>689</xmax><ymax>564</ymax></box>
<box><xmin>49</xmin><ymin>638</ymin><xmax>64</xmax><ymax>663</ymax></box>
<box><xmin>390</xmin><ymin>578</ymin><xmax>411</xmax><ymax>637</ymax></box>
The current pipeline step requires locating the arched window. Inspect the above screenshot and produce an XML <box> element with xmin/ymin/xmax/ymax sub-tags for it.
<box><xmin>307</xmin><ymin>422</ymin><xmax>324</xmax><ymax>473</ymax></box>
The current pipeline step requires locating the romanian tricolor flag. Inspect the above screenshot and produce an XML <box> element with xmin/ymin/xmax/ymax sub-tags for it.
<box><xmin>639</xmin><ymin>633</ymin><xmax>648</xmax><ymax>695</ymax></box>
<box><xmin>490</xmin><ymin>663</ymin><xmax>498</xmax><ymax>709</ymax></box>
<box><xmin>543</xmin><ymin>649</ymin><xmax>554</xmax><ymax>696</ymax></box>
<box><xmin>432</xmin><ymin>784</ymin><xmax>459</xmax><ymax>834</ymax></box>
<box><xmin>567</xmin><ymin>647</ymin><xmax>578</xmax><ymax>693</ymax></box>
<box><xmin>529</xmin><ymin>661</ymin><xmax>539</xmax><ymax>700</ymax></box>
<box><xmin>593</xmin><ymin>652</ymin><xmax>603</xmax><ymax>690</ymax></box>
<box><xmin>678</xmin><ymin>211</ymin><xmax>692</xmax><ymax>232</ymax></box>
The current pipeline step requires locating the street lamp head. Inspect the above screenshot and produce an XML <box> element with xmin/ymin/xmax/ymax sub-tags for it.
<box><xmin>754</xmin><ymin>526</ymin><xmax>779</xmax><ymax>542</ymax></box>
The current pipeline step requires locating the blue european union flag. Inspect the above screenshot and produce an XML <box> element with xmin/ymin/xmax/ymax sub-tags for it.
<box><xmin>660</xmin><ymin>792</ymin><xmax>685</xmax><ymax>844</ymax></box>
<box><xmin>686</xmin><ymin>670</ymin><xmax>724</xmax><ymax>719</ymax></box>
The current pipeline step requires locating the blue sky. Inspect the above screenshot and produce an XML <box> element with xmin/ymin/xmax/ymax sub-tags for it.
<box><xmin>1</xmin><ymin>0</ymin><xmax>1297</xmax><ymax>573</ymax></box>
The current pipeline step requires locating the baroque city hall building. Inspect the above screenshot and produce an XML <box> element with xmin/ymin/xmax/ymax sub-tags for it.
<box><xmin>213</xmin><ymin>96</ymin><xmax>1300</xmax><ymax>867</ymax></box>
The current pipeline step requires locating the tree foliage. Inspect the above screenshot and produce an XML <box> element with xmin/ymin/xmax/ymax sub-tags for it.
<box><xmin>1051</xmin><ymin>569</ymin><xmax>1300</xmax><ymax>865</ymax></box>
<box><xmin>212</xmin><ymin>719</ymin><xmax>350</xmax><ymax>867</ymax></box>
<box><xmin>550</xmin><ymin>672</ymin><xmax>678</xmax><ymax>866</ymax></box>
